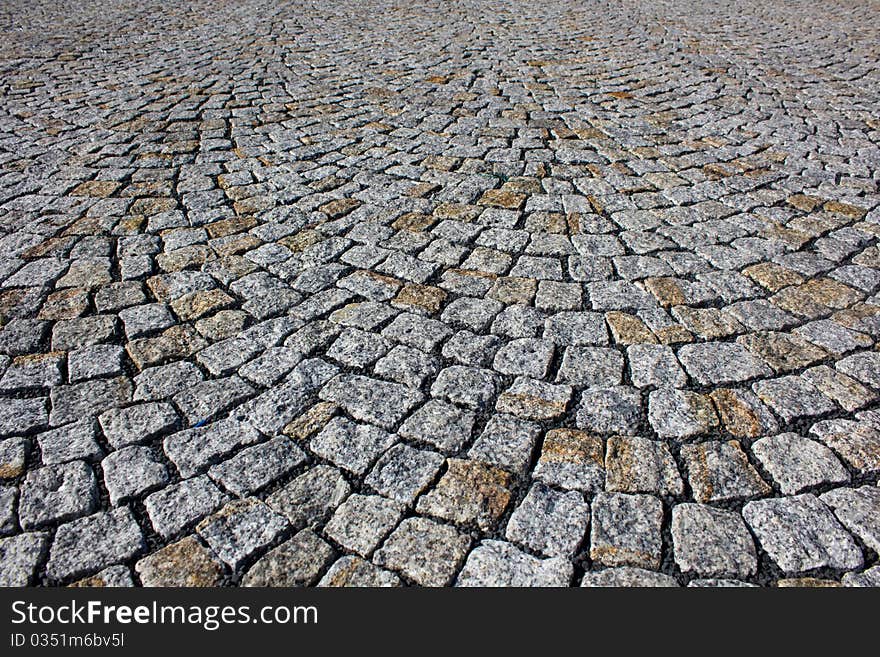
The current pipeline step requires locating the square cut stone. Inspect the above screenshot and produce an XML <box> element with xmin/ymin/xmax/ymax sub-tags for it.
<box><xmin>416</xmin><ymin>458</ymin><xmax>513</xmax><ymax>531</ymax></box>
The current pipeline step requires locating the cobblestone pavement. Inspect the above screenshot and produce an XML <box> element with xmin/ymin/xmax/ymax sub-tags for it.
<box><xmin>1</xmin><ymin>0</ymin><xmax>879</xmax><ymax>588</ymax></box>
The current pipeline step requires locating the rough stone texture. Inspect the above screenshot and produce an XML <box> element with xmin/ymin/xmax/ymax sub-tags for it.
<box><xmin>533</xmin><ymin>429</ymin><xmax>605</xmax><ymax>493</ymax></box>
<box><xmin>505</xmin><ymin>484</ymin><xmax>589</xmax><ymax>558</ymax></box>
<box><xmin>752</xmin><ymin>433</ymin><xmax>850</xmax><ymax>494</ymax></box>
<box><xmin>4</xmin><ymin>0</ymin><xmax>880</xmax><ymax>588</ymax></box>
<box><xmin>671</xmin><ymin>504</ymin><xmax>757</xmax><ymax>578</ymax></box>
<box><xmin>456</xmin><ymin>540</ymin><xmax>573</xmax><ymax>587</ymax></box>
<box><xmin>136</xmin><ymin>536</ymin><xmax>225</xmax><ymax>587</ymax></box>
<box><xmin>681</xmin><ymin>441</ymin><xmax>771</xmax><ymax>503</ymax></box>
<box><xmin>242</xmin><ymin>529</ymin><xmax>334</xmax><ymax>587</ymax></box>
<box><xmin>46</xmin><ymin>508</ymin><xmax>146</xmax><ymax>581</ymax></box>
<box><xmin>743</xmin><ymin>494</ymin><xmax>864</xmax><ymax>574</ymax></box>
<box><xmin>819</xmin><ymin>486</ymin><xmax>880</xmax><ymax>554</ymax></box>
<box><xmin>605</xmin><ymin>435</ymin><xmax>683</xmax><ymax>496</ymax></box>
<box><xmin>590</xmin><ymin>493</ymin><xmax>664</xmax><ymax>570</ymax></box>
<box><xmin>196</xmin><ymin>499</ymin><xmax>289</xmax><ymax>571</ymax></box>
<box><xmin>374</xmin><ymin>517</ymin><xmax>471</xmax><ymax>586</ymax></box>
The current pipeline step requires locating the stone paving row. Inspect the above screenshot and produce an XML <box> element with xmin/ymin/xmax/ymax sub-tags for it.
<box><xmin>1</xmin><ymin>0</ymin><xmax>879</xmax><ymax>587</ymax></box>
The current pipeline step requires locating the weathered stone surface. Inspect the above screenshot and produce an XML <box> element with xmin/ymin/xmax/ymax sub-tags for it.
<box><xmin>19</xmin><ymin>461</ymin><xmax>98</xmax><ymax>529</ymax></box>
<box><xmin>318</xmin><ymin>556</ymin><xmax>401</xmax><ymax>587</ymax></box>
<box><xmin>242</xmin><ymin>529</ymin><xmax>334</xmax><ymax>587</ymax></box>
<box><xmin>648</xmin><ymin>388</ymin><xmax>718</xmax><ymax>439</ymax></box>
<box><xmin>506</xmin><ymin>484</ymin><xmax>589</xmax><ymax>558</ymax></box>
<box><xmin>753</xmin><ymin>433</ymin><xmax>849</xmax><ymax>494</ymax></box>
<box><xmin>576</xmin><ymin>387</ymin><xmax>642</xmax><ymax>435</ymax></box>
<box><xmin>374</xmin><ymin>517</ymin><xmax>471</xmax><ymax>586</ymax></box>
<box><xmin>681</xmin><ymin>440</ymin><xmax>770</xmax><ymax>503</ymax></box>
<box><xmin>136</xmin><ymin>536</ymin><xmax>225</xmax><ymax>587</ymax></box>
<box><xmin>5</xmin><ymin>0</ymin><xmax>880</xmax><ymax>589</ymax></box>
<box><xmin>416</xmin><ymin>458</ymin><xmax>513</xmax><ymax>531</ymax></box>
<box><xmin>265</xmin><ymin>465</ymin><xmax>350</xmax><ymax>530</ymax></box>
<box><xmin>590</xmin><ymin>492</ymin><xmax>664</xmax><ymax>569</ymax></box>
<box><xmin>0</xmin><ymin>532</ymin><xmax>49</xmax><ymax>586</ymax></box>
<box><xmin>196</xmin><ymin>499</ymin><xmax>289</xmax><ymax>570</ymax></box>
<box><xmin>743</xmin><ymin>494</ymin><xmax>863</xmax><ymax>573</ymax></box>
<box><xmin>581</xmin><ymin>567</ymin><xmax>678</xmax><ymax>587</ymax></box>
<box><xmin>145</xmin><ymin>475</ymin><xmax>228</xmax><ymax>539</ymax></box>
<box><xmin>533</xmin><ymin>429</ymin><xmax>605</xmax><ymax>493</ymax></box>
<box><xmin>457</xmin><ymin>540</ymin><xmax>573</xmax><ymax>587</ymax></box>
<box><xmin>46</xmin><ymin>508</ymin><xmax>145</xmax><ymax>581</ymax></box>
<box><xmin>398</xmin><ymin>399</ymin><xmax>475</xmax><ymax>452</ymax></box>
<box><xmin>319</xmin><ymin>374</ymin><xmax>423</xmax><ymax>429</ymax></box>
<box><xmin>671</xmin><ymin>504</ymin><xmax>757</xmax><ymax>578</ymax></box>
<box><xmin>819</xmin><ymin>486</ymin><xmax>880</xmax><ymax>554</ymax></box>
<box><xmin>605</xmin><ymin>435</ymin><xmax>683</xmax><ymax>496</ymax></box>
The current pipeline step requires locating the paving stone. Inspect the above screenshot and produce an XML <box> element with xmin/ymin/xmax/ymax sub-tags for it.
<box><xmin>136</xmin><ymin>535</ymin><xmax>225</xmax><ymax>587</ymax></box>
<box><xmin>49</xmin><ymin>376</ymin><xmax>132</xmax><ymax>426</ymax></box>
<box><xmin>743</xmin><ymin>494</ymin><xmax>863</xmax><ymax>574</ymax></box>
<box><xmin>441</xmin><ymin>296</ymin><xmax>503</xmax><ymax>331</ymax></box>
<box><xmin>242</xmin><ymin>529</ymin><xmax>334</xmax><ymax>587</ymax></box>
<box><xmin>208</xmin><ymin>437</ymin><xmax>306</xmax><ymax>497</ymax></box>
<box><xmin>441</xmin><ymin>330</ymin><xmax>500</xmax><ymax>366</ymax></box>
<box><xmin>576</xmin><ymin>386</ymin><xmax>642</xmax><ymax>435</ymax></box>
<box><xmin>628</xmin><ymin>344</ymin><xmax>686</xmax><ymax>388</ymax></box>
<box><xmin>590</xmin><ymin>492</ymin><xmax>664</xmax><ymax>569</ymax></box>
<box><xmin>133</xmin><ymin>361</ymin><xmax>204</xmax><ymax>401</ymax></box>
<box><xmin>364</xmin><ymin>444</ymin><xmax>445</xmax><ymax>504</ymax></box>
<box><xmin>0</xmin><ymin>352</ymin><xmax>64</xmax><ymax>392</ymax></box>
<box><xmin>398</xmin><ymin>400</ymin><xmax>475</xmax><ymax>452</ymax></box>
<box><xmin>263</xmin><ymin>464</ymin><xmax>351</xmax><ymax>530</ymax></box>
<box><xmin>318</xmin><ymin>555</ymin><xmax>401</xmax><ymax>587</ymax></box>
<box><xmin>47</xmin><ymin>507</ymin><xmax>145</xmax><ymax>581</ymax></box>
<box><xmin>753</xmin><ymin>433</ymin><xmax>849</xmax><ymax>494</ymax></box>
<box><xmin>196</xmin><ymin>498</ymin><xmax>289</xmax><ymax>570</ymax></box>
<box><xmin>164</xmin><ymin>418</ymin><xmax>262</xmax><ymax>478</ymax></box>
<box><xmin>581</xmin><ymin>567</ymin><xmax>678</xmax><ymax>587</ymax></box>
<box><xmin>819</xmin><ymin>486</ymin><xmax>880</xmax><ymax>553</ymax></box>
<box><xmin>605</xmin><ymin>435</ymin><xmax>683</xmax><ymax>495</ymax></box>
<box><xmin>457</xmin><ymin>540</ymin><xmax>573</xmax><ymax>587</ymax></box>
<box><xmin>810</xmin><ymin>419</ymin><xmax>880</xmax><ymax>475</ymax></box>
<box><xmin>99</xmin><ymin>402</ymin><xmax>179</xmax><ymax>449</ymax></box>
<box><xmin>709</xmin><ymin>388</ymin><xmax>780</xmax><ymax>438</ymax></box>
<box><xmin>677</xmin><ymin>342</ymin><xmax>772</xmax><ymax>385</ymax></box>
<box><xmin>0</xmin><ymin>532</ymin><xmax>49</xmax><ymax>586</ymax></box>
<box><xmin>319</xmin><ymin>373</ymin><xmax>423</xmax><ymax>430</ymax></box>
<box><xmin>102</xmin><ymin>446</ymin><xmax>169</xmax><ymax>505</ymax></box>
<box><xmin>533</xmin><ymin>429</ymin><xmax>605</xmax><ymax>493</ymax></box>
<box><xmin>431</xmin><ymin>366</ymin><xmax>498</xmax><ymax>409</ymax></box>
<box><xmin>144</xmin><ymin>475</ymin><xmax>228</xmax><ymax>539</ymax></box>
<box><xmin>0</xmin><ymin>397</ymin><xmax>48</xmax><ymax>437</ymax></box>
<box><xmin>468</xmin><ymin>413</ymin><xmax>542</xmax><ymax>475</ymax></box>
<box><xmin>648</xmin><ymin>388</ymin><xmax>718</xmax><ymax>439</ymax></box>
<box><xmin>671</xmin><ymin>504</ymin><xmax>757</xmax><ymax>578</ymax></box>
<box><xmin>374</xmin><ymin>517</ymin><xmax>471</xmax><ymax>586</ymax></box>
<box><xmin>310</xmin><ymin>417</ymin><xmax>396</xmax><ymax>476</ymax></box>
<box><xmin>557</xmin><ymin>347</ymin><xmax>624</xmax><ymax>387</ymax></box>
<box><xmin>505</xmin><ymin>484</ymin><xmax>589</xmax><ymax>558</ymax></box>
<box><xmin>19</xmin><ymin>461</ymin><xmax>98</xmax><ymax>529</ymax></box>
<box><xmin>35</xmin><ymin>418</ymin><xmax>103</xmax><ymax>464</ymax></box>
<box><xmin>543</xmin><ymin>311</ymin><xmax>609</xmax><ymax>346</ymax></box>
<box><xmin>495</xmin><ymin>376</ymin><xmax>571</xmax><ymax>420</ymax></box>
<box><xmin>324</xmin><ymin>494</ymin><xmax>404</xmax><ymax>557</ymax></box>
<box><xmin>681</xmin><ymin>440</ymin><xmax>770</xmax><ymax>503</ymax></box>
<box><xmin>753</xmin><ymin>376</ymin><xmax>838</xmax><ymax>423</ymax></box>
<box><xmin>492</xmin><ymin>338</ymin><xmax>554</xmax><ymax>379</ymax></box>
<box><xmin>374</xmin><ymin>345</ymin><xmax>438</xmax><ymax>388</ymax></box>
<box><xmin>416</xmin><ymin>458</ymin><xmax>513</xmax><ymax>531</ymax></box>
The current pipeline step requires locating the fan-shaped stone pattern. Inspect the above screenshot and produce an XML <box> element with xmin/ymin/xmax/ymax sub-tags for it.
<box><xmin>0</xmin><ymin>0</ymin><xmax>879</xmax><ymax>588</ymax></box>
